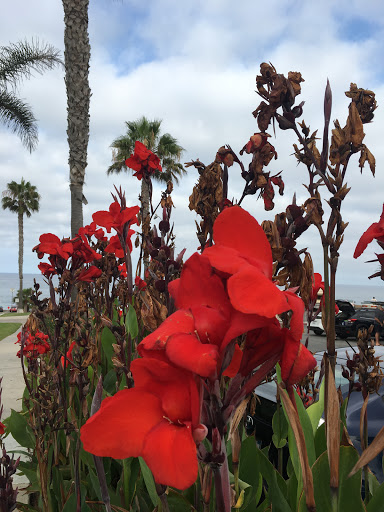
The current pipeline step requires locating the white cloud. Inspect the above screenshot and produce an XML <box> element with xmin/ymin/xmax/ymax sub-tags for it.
<box><xmin>1</xmin><ymin>0</ymin><xmax>384</xmax><ymax>291</ymax></box>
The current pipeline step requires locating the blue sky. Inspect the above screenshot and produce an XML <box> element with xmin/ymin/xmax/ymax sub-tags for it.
<box><xmin>1</xmin><ymin>0</ymin><xmax>384</xmax><ymax>290</ymax></box>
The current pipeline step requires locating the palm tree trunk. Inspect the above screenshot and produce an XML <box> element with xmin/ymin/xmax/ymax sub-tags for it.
<box><xmin>18</xmin><ymin>210</ymin><xmax>23</xmax><ymax>311</ymax></box>
<box><xmin>63</xmin><ymin>0</ymin><xmax>91</xmax><ymax>237</ymax></box>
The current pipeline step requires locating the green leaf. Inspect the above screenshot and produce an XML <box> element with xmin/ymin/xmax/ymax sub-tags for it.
<box><xmin>299</xmin><ymin>446</ymin><xmax>366</xmax><ymax>512</ymax></box>
<box><xmin>367</xmin><ymin>480</ymin><xmax>384</xmax><ymax>511</ymax></box>
<box><xmin>256</xmin><ymin>447</ymin><xmax>291</xmax><ymax>512</ymax></box>
<box><xmin>138</xmin><ymin>457</ymin><xmax>161</xmax><ymax>508</ymax></box>
<box><xmin>167</xmin><ymin>488</ymin><xmax>198</xmax><ymax>511</ymax></box>
<box><xmin>307</xmin><ymin>381</ymin><xmax>325</xmax><ymax>435</ymax></box>
<box><xmin>126</xmin><ymin>304</ymin><xmax>139</xmax><ymax>339</ymax></box>
<box><xmin>101</xmin><ymin>326</ymin><xmax>116</xmax><ymax>369</ymax></box>
<box><xmin>238</xmin><ymin>437</ymin><xmax>263</xmax><ymax>509</ymax></box>
<box><xmin>272</xmin><ymin>405</ymin><xmax>288</xmax><ymax>449</ymax></box>
<box><xmin>103</xmin><ymin>369</ymin><xmax>117</xmax><ymax>395</ymax></box>
<box><xmin>3</xmin><ymin>409</ymin><xmax>35</xmax><ymax>449</ymax></box>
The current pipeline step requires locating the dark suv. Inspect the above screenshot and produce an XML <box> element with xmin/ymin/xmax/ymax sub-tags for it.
<box><xmin>335</xmin><ymin>307</ymin><xmax>382</xmax><ymax>340</ymax></box>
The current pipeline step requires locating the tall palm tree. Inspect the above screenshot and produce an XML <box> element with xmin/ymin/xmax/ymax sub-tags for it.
<box><xmin>62</xmin><ymin>0</ymin><xmax>91</xmax><ymax>238</ymax></box>
<box><xmin>0</xmin><ymin>39</ymin><xmax>62</xmax><ymax>152</ymax></box>
<box><xmin>107</xmin><ymin>117</ymin><xmax>185</xmax><ymax>229</ymax></box>
<box><xmin>2</xmin><ymin>179</ymin><xmax>40</xmax><ymax>310</ymax></box>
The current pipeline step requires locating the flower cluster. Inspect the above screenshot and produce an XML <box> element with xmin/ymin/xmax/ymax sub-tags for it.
<box><xmin>16</xmin><ymin>327</ymin><xmax>50</xmax><ymax>359</ymax></box>
<box><xmin>354</xmin><ymin>204</ymin><xmax>384</xmax><ymax>280</ymax></box>
<box><xmin>125</xmin><ymin>141</ymin><xmax>162</xmax><ymax>180</ymax></box>
<box><xmin>81</xmin><ymin>206</ymin><xmax>316</xmax><ymax>490</ymax></box>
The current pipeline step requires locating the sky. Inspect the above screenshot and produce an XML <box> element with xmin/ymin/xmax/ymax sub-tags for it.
<box><xmin>1</xmin><ymin>0</ymin><xmax>384</xmax><ymax>289</ymax></box>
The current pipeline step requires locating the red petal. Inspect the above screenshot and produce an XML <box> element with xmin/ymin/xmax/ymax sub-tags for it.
<box><xmin>80</xmin><ymin>389</ymin><xmax>162</xmax><ymax>459</ymax></box>
<box><xmin>222</xmin><ymin>309</ymin><xmax>269</xmax><ymax>350</ymax></box>
<box><xmin>131</xmin><ymin>358</ymin><xmax>196</xmax><ymax>423</ymax></box>
<box><xmin>354</xmin><ymin>223</ymin><xmax>383</xmax><ymax>258</ymax></box>
<box><xmin>284</xmin><ymin>290</ymin><xmax>304</xmax><ymax>341</ymax></box>
<box><xmin>191</xmin><ymin>305</ymin><xmax>228</xmax><ymax>346</ymax></box>
<box><xmin>138</xmin><ymin>310</ymin><xmax>195</xmax><ymax>358</ymax></box>
<box><xmin>280</xmin><ymin>336</ymin><xmax>316</xmax><ymax>386</ymax></box>
<box><xmin>166</xmin><ymin>333</ymin><xmax>219</xmax><ymax>378</ymax></box>
<box><xmin>203</xmin><ymin>245</ymin><xmax>248</xmax><ymax>275</ymax></box>
<box><xmin>240</xmin><ymin>322</ymin><xmax>284</xmax><ymax>376</ymax></box>
<box><xmin>212</xmin><ymin>206</ymin><xmax>272</xmax><ymax>278</ymax></box>
<box><xmin>142</xmin><ymin>420</ymin><xmax>198</xmax><ymax>490</ymax></box>
<box><xmin>171</xmin><ymin>253</ymin><xmax>230</xmax><ymax>314</ymax></box>
<box><xmin>227</xmin><ymin>265</ymin><xmax>288</xmax><ymax>317</ymax></box>
<box><xmin>223</xmin><ymin>344</ymin><xmax>243</xmax><ymax>377</ymax></box>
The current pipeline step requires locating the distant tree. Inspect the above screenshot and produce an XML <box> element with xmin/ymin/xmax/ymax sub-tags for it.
<box><xmin>2</xmin><ymin>179</ymin><xmax>40</xmax><ymax>309</ymax></box>
<box><xmin>0</xmin><ymin>39</ymin><xmax>62</xmax><ymax>152</ymax></box>
<box><xmin>15</xmin><ymin>288</ymin><xmax>33</xmax><ymax>312</ymax></box>
<box><xmin>107</xmin><ymin>117</ymin><xmax>185</xmax><ymax>244</ymax></box>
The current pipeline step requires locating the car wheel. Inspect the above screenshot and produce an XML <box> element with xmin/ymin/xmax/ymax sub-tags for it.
<box><xmin>313</xmin><ymin>328</ymin><xmax>323</xmax><ymax>336</ymax></box>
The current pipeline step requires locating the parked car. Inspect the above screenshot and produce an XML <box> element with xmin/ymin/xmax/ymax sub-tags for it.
<box><xmin>9</xmin><ymin>305</ymin><xmax>18</xmax><ymax>313</ymax></box>
<box><xmin>309</xmin><ymin>300</ymin><xmax>355</xmax><ymax>336</ymax></box>
<box><xmin>335</xmin><ymin>306</ymin><xmax>384</xmax><ymax>340</ymax></box>
<box><xmin>246</xmin><ymin>346</ymin><xmax>384</xmax><ymax>482</ymax></box>
<box><xmin>0</xmin><ymin>306</ymin><xmax>3</xmax><ymax>312</ymax></box>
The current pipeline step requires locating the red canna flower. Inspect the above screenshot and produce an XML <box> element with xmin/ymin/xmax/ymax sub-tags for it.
<box><xmin>105</xmin><ymin>231</ymin><xmax>135</xmax><ymax>258</ymax></box>
<box><xmin>16</xmin><ymin>328</ymin><xmax>50</xmax><ymax>359</ymax></box>
<box><xmin>81</xmin><ymin>358</ymin><xmax>204</xmax><ymax>490</ymax></box>
<box><xmin>203</xmin><ymin>206</ymin><xmax>299</xmax><ymax>320</ymax></box>
<box><xmin>354</xmin><ymin>204</ymin><xmax>384</xmax><ymax>258</ymax></box>
<box><xmin>92</xmin><ymin>201</ymin><xmax>139</xmax><ymax>236</ymax></box>
<box><xmin>0</xmin><ymin>422</ymin><xmax>5</xmax><ymax>435</ymax></box>
<box><xmin>139</xmin><ymin>253</ymin><xmax>269</xmax><ymax>378</ymax></box>
<box><xmin>135</xmin><ymin>276</ymin><xmax>147</xmax><ymax>290</ymax></box>
<box><xmin>33</xmin><ymin>233</ymin><xmax>73</xmax><ymax>260</ymax></box>
<box><xmin>125</xmin><ymin>141</ymin><xmax>162</xmax><ymax>180</ymax></box>
<box><xmin>78</xmin><ymin>221</ymin><xmax>107</xmax><ymax>242</ymax></box>
<box><xmin>310</xmin><ymin>272</ymin><xmax>324</xmax><ymax>301</ymax></box>
<box><xmin>76</xmin><ymin>266</ymin><xmax>102</xmax><ymax>282</ymax></box>
<box><xmin>38</xmin><ymin>261</ymin><xmax>57</xmax><ymax>278</ymax></box>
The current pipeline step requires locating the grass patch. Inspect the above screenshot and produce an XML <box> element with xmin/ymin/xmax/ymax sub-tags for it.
<box><xmin>1</xmin><ymin>312</ymin><xmax>30</xmax><ymax>317</ymax></box>
<box><xmin>0</xmin><ymin>323</ymin><xmax>22</xmax><ymax>341</ymax></box>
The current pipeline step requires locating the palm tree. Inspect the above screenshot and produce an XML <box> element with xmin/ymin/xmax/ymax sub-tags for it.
<box><xmin>0</xmin><ymin>39</ymin><xmax>62</xmax><ymax>152</ymax></box>
<box><xmin>62</xmin><ymin>0</ymin><xmax>91</xmax><ymax>238</ymax></box>
<box><xmin>107</xmin><ymin>117</ymin><xmax>185</xmax><ymax>184</ymax></box>
<box><xmin>2</xmin><ymin>179</ymin><xmax>40</xmax><ymax>311</ymax></box>
<box><xmin>107</xmin><ymin>117</ymin><xmax>185</xmax><ymax>233</ymax></box>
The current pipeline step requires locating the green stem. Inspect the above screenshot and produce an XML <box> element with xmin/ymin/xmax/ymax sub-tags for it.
<box><xmin>123</xmin><ymin>458</ymin><xmax>131</xmax><ymax>509</ymax></box>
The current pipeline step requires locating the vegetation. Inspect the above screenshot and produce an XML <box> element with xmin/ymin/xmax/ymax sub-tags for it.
<box><xmin>0</xmin><ymin>63</ymin><xmax>382</xmax><ymax>512</ymax></box>
<box><xmin>0</xmin><ymin>323</ymin><xmax>22</xmax><ymax>341</ymax></box>
<box><xmin>108</xmin><ymin>117</ymin><xmax>185</xmax><ymax>240</ymax></box>
<box><xmin>0</xmin><ymin>39</ymin><xmax>62</xmax><ymax>152</ymax></box>
<box><xmin>2</xmin><ymin>179</ymin><xmax>40</xmax><ymax>310</ymax></box>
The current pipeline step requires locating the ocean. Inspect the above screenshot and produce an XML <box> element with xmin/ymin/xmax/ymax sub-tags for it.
<box><xmin>0</xmin><ymin>273</ymin><xmax>383</xmax><ymax>310</ymax></box>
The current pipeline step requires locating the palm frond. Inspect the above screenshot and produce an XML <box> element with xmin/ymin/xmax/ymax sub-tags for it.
<box><xmin>0</xmin><ymin>90</ymin><xmax>38</xmax><ymax>151</ymax></box>
<box><xmin>0</xmin><ymin>39</ymin><xmax>63</xmax><ymax>88</ymax></box>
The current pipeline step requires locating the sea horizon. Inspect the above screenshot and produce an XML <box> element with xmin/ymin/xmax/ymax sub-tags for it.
<box><xmin>1</xmin><ymin>272</ymin><xmax>384</xmax><ymax>310</ymax></box>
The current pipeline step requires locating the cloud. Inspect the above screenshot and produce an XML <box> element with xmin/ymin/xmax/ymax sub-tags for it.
<box><xmin>1</xmin><ymin>0</ymin><xmax>384</xmax><ymax>289</ymax></box>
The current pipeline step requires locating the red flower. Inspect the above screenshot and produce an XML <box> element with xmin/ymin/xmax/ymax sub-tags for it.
<box><xmin>310</xmin><ymin>273</ymin><xmax>324</xmax><ymax>302</ymax></box>
<box><xmin>78</xmin><ymin>221</ymin><xmax>106</xmax><ymax>242</ymax></box>
<box><xmin>139</xmin><ymin>253</ymin><xmax>269</xmax><ymax>378</ymax></box>
<box><xmin>0</xmin><ymin>422</ymin><xmax>5</xmax><ymax>435</ymax></box>
<box><xmin>354</xmin><ymin>204</ymin><xmax>384</xmax><ymax>258</ymax></box>
<box><xmin>135</xmin><ymin>276</ymin><xmax>147</xmax><ymax>290</ymax></box>
<box><xmin>105</xmin><ymin>231</ymin><xmax>135</xmax><ymax>258</ymax></box>
<box><xmin>16</xmin><ymin>328</ymin><xmax>50</xmax><ymax>359</ymax></box>
<box><xmin>125</xmin><ymin>141</ymin><xmax>162</xmax><ymax>180</ymax></box>
<box><xmin>38</xmin><ymin>261</ymin><xmax>57</xmax><ymax>278</ymax></box>
<box><xmin>33</xmin><ymin>233</ymin><xmax>73</xmax><ymax>260</ymax></box>
<box><xmin>92</xmin><ymin>201</ymin><xmax>139</xmax><ymax>235</ymax></box>
<box><xmin>76</xmin><ymin>266</ymin><xmax>102</xmax><ymax>282</ymax></box>
<box><xmin>203</xmin><ymin>206</ymin><xmax>298</xmax><ymax>319</ymax></box>
<box><xmin>81</xmin><ymin>358</ymin><xmax>204</xmax><ymax>490</ymax></box>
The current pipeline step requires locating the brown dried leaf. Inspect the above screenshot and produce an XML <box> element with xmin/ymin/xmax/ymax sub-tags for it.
<box><xmin>325</xmin><ymin>357</ymin><xmax>340</xmax><ymax>489</ymax></box>
<box><xmin>359</xmin><ymin>145</ymin><xmax>376</xmax><ymax>176</ymax></box>
<box><xmin>345</xmin><ymin>101</ymin><xmax>365</xmax><ymax>147</ymax></box>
